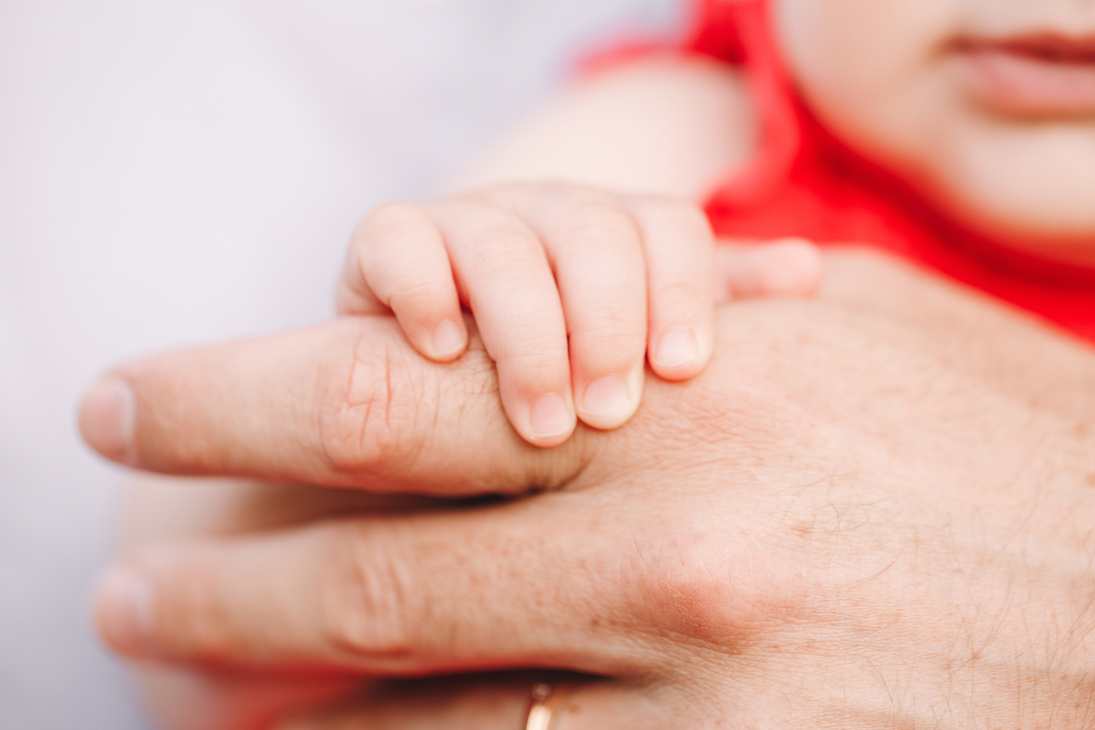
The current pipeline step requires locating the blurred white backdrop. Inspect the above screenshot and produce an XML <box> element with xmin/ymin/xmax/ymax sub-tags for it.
<box><xmin>0</xmin><ymin>1</ymin><xmax>679</xmax><ymax>726</ymax></box>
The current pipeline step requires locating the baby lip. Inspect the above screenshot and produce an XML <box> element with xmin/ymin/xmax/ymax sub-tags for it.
<box><xmin>953</xmin><ymin>32</ymin><xmax>1095</xmax><ymax>116</ymax></box>
<box><xmin>958</xmin><ymin>33</ymin><xmax>1095</xmax><ymax>64</ymax></box>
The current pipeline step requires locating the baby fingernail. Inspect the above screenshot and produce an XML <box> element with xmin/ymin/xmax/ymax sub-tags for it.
<box><xmin>529</xmin><ymin>394</ymin><xmax>572</xmax><ymax>439</ymax></box>
<box><xmin>432</xmin><ymin>319</ymin><xmax>465</xmax><ymax>359</ymax></box>
<box><xmin>653</xmin><ymin>328</ymin><xmax>699</xmax><ymax>369</ymax></box>
<box><xmin>580</xmin><ymin>375</ymin><xmax>632</xmax><ymax>426</ymax></box>
<box><xmin>94</xmin><ymin>567</ymin><xmax>154</xmax><ymax>654</ymax></box>
<box><xmin>78</xmin><ymin>377</ymin><xmax>135</xmax><ymax>463</ymax></box>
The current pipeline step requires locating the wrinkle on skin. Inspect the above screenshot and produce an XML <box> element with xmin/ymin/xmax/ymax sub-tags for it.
<box><xmin>93</xmin><ymin>255</ymin><xmax>1095</xmax><ymax>727</ymax></box>
<box><xmin>316</xmin><ymin>324</ymin><xmax>406</xmax><ymax>483</ymax></box>
<box><xmin>318</xmin><ymin>520</ymin><xmax>419</xmax><ymax>663</ymax></box>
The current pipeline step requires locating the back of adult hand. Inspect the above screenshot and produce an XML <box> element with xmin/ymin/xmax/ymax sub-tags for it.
<box><xmin>83</xmin><ymin>251</ymin><xmax>1095</xmax><ymax>728</ymax></box>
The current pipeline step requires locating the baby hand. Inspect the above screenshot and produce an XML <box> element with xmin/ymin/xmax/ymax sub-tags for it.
<box><xmin>336</xmin><ymin>182</ymin><xmax>818</xmax><ymax>447</ymax></box>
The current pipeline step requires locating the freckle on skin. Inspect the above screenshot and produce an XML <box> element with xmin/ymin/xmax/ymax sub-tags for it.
<box><xmin>1085</xmin><ymin>473</ymin><xmax>1095</xmax><ymax>487</ymax></box>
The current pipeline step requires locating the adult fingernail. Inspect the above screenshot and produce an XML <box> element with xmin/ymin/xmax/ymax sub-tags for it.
<box><xmin>529</xmin><ymin>394</ymin><xmax>572</xmax><ymax>440</ymax></box>
<box><xmin>432</xmin><ymin>318</ymin><xmax>465</xmax><ymax>359</ymax></box>
<box><xmin>653</xmin><ymin>328</ymin><xmax>699</xmax><ymax>369</ymax></box>
<box><xmin>579</xmin><ymin>375</ymin><xmax>634</xmax><ymax>427</ymax></box>
<box><xmin>94</xmin><ymin>567</ymin><xmax>154</xmax><ymax>655</ymax></box>
<box><xmin>78</xmin><ymin>377</ymin><xmax>135</xmax><ymax>463</ymax></box>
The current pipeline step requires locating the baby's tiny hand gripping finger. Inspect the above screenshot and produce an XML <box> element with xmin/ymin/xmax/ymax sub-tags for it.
<box><xmin>338</xmin><ymin>201</ymin><xmax>468</xmax><ymax>361</ymax></box>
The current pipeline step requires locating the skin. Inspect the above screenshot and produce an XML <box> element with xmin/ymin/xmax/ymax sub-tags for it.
<box><xmin>334</xmin><ymin>56</ymin><xmax>769</xmax><ymax>447</ymax></box>
<box><xmin>86</xmin><ymin>252</ymin><xmax>1095</xmax><ymax>729</ymax></box>
<box><xmin>337</xmin><ymin>185</ymin><xmax>723</xmax><ymax>447</ymax></box>
<box><xmin>773</xmin><ymin>0</ymin><xmax>1095</xmax><ymax>258</ymax></box>
<box><xmin>81</xmin><ymin>0</ymin><xmax>1095</xmax><ymax>726</ymax></box>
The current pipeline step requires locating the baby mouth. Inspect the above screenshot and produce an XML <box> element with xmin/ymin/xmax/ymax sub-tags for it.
<box><xmin>954</xmin><ymin>33</ymin><xmax>1095</xmax><ymax>116</ymax></box>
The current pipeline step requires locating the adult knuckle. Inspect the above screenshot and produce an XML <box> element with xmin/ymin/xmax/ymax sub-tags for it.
<box><xmin>625</xmin><ymin>521</ymin><xmax>802</xmax><ymax>650</ymax></box>
<box><xmin>315</xmin><ymin>329</ymin><xmax>425</xmax><ymax>481</ymax></box>
<box><xmin>316</xmin><ymin>522</ymin><xmax>418</xmax><ymax>658</ymax></box>
<box><xmin>158</xmin><ymin>554</ymin><xmax>239</xmax><ymax>661</ymax></box>
<box><xmin>629</xmin><ymin>530</ymin><xmax>739</xmax><ymax>639</ymax></box>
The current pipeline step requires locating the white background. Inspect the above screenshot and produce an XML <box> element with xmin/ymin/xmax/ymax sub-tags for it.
<box><xmin>0</xmin><ymin>1</ymin><xmax>679</xmax><ymax>726</ymax></box>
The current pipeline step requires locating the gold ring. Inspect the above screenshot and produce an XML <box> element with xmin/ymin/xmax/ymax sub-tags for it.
<box><xmin>524</xmin><ymin>681</ymin><xmax>572</xmax><ymax>730</ymax></box>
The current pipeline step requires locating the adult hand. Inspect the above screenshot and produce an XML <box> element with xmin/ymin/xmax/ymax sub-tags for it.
<box><xmin>83</xmin><ymin>251</ymin><xmax>1095</xmax><ymax>728</ymax></box>
<box><xmin>78</xmin><ymin>238</ymin><xmax>820</xmax><ymax>494</ymax></box>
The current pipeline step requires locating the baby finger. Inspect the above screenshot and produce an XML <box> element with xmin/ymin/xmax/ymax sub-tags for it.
<box><xmin>629</xmin><ymin>197</ymin><xmax>716</xmax><ymax>381</ymax></box>
<box><xmin>342</xmin><ymin>202</ymin><xmax>468</xmax><ymax>361</ymax></box>
<box><xmin>429</xmin><ymin>199</ymin><xmax>576</xmax><ymax>447</ymax></box>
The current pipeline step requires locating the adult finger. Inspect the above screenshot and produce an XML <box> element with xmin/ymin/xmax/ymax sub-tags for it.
<box><xmin>275</xmin><ymin>676</ymin><xmax>657</xmax><ymax>730</ymax></box>
<box><xmin>78</xmin><ymin>316</ymin><xmax>588</xmax><ymax>494</ymax></box>
<box><xmin>93</xmin><ymin>496</ymin><xmax>652</xmax><ymax>676</ymax></box>
<box><xmin>337</xmin><ymin>201</ymin><xmax>467</xmax><ymax>361</ymax></box>
<box><xmin>427</xmin><ymin>197</ymin><xmax>577</xmax><ymax>446</ymax></box>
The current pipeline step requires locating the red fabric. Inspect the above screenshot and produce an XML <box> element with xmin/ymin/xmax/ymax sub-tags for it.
<box><xmin>682</xmin><ymin>0</ymin><xmax>1095</xmax><ymax>342</ymax></box>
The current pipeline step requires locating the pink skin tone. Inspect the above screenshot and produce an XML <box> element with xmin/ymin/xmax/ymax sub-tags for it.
<box><xmin>356</xmin><ymin>0</ymin><xmax>1095</xmax><ymax>451</ymax></box>
<box><xmin>81</xmin><ymin>256</ymin><xmax>1095</xmax><ymax>729</ymax></box>
<box><xmin>956</xmin><ymin>35</ymin><xmax>1095</xmax><ymax>116</ymax></box>
<box><xmin>774</xmin><ymin>0</ymin><xmax>1095</xmax><ymax>259</ymax></box>
<box><xmin>338</xmin><ymin>183</ymin><xmax>822</xmax><ymax>448</ymax></box>
<box><xmin>77</xmin><ymin>0</ymin><xmax>1095</xmax><ymax>728</ymax></box>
